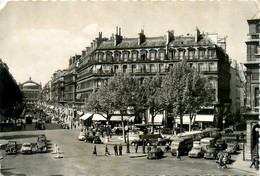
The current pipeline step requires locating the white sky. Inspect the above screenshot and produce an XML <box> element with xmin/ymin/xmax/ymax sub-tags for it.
<box><xmin>0</xmin><ymin>1</ymin><xmax>259</xmax><ymax>85</ymax></box>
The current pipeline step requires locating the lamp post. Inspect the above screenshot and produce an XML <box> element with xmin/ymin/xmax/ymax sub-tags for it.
<box><xmin>125</xmin><ymin>124</ymin><xmax>130</xmax><ymax>153</ymax></box>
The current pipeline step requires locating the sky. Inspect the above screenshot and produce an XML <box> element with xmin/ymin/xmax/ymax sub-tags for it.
<box><xmin>0</xmin><ymin>0</ymin><xmax>259</xmax><ymax>85</ymax></box>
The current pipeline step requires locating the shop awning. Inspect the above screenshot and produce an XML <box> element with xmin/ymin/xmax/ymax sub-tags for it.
<box><xmin>92</xmin><ymin>114</ymin><xmax>107</xmax><ymax>121</ymax></box>
<box><xmin>195</xmin><ymin>114</ymin><xmax>214</xmax><ymax>122</ymax></box>
<box><xmin>176</xmin><ymin>115</ymin><xmax>192</xmax><ymax>125</ymax></box>
<box><xmin>110</xmin><ymin>115</ymin><xmax>135</xmax><ymax>122</ymax></box>
<box><xmin>80</xmin><ymin>113</ymin><xmax>93</xmax><ymax>120</ymax></box>
<box><xmin>148</xmin><ymin>114</ymin><xmax>164</xmax><ymax>125</ymax></box>
<box><xmin>77</xmin><ymin>111</ymin><xmax>84</xmax><ymax>116</ymax></box>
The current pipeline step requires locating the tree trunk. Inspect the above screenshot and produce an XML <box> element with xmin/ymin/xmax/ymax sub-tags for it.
<box><xmin>179</xmin><ymin>114</ymin><xmax>183</xmax><ymax>133</ymax></box>
<box><xmin>189</xmin><ymin>114</ymin><xmax>192</xmax><ymax>132</ymax></box>
<box><xmin>121</xmin><ymin>115</ymin><xmax>126</xmax><ymax>143</ymax></box>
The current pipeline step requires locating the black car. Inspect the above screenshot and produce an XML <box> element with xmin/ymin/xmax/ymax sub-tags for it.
<box><xmin>147</xmin><ymin>147</ymin><xmax>164</xmax><ymax>159</ymax></box>
<box><xmin>215</xmin><ymin>139</ymin><xmax>227</xmax><ymax>151</ymax></box>
<box><xmin>36</xmin><ymin>138</ymin><xmax>47</xmax><ymax>153</ymax></box>
<box><xmin>5</xmin><ymin>141</ymin><xmax>18</xmax><ymax>155</ymax></box>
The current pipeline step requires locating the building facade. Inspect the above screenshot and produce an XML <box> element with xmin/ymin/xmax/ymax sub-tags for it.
<box><xmin>46</xmin><ymin>27</ymin><xmax>234</xmax><ymax>129</ymax></box>
<box><xmin>20</xmin><ymin>77</ymin><xmax>42</xmax><ymax>107</ymax></box>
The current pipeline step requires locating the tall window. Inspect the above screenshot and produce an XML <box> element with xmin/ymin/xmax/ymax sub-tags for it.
<box><xmin>131</xmin><ymin>65</ymin><xmax>136</xmax><ymax>73</ymax></box>
<box><xmin>179</xmin><ymin>49</ymin><xmax>185</xmax><ymax>60</ymax></box>
<box><xmin>199</xmin><ymin>49</ymin><xmax>205</xmax><ymax>59</ymax></box>
<box><xmin>123</xmin><ymin>65</ymin><xmax>127</xmax><ymax>73</ymax></box>
<box><xmin>159</xmin><ymin>64</ymin><xmax>164</xmax><ymax>73</ymax></box>
<box><xmin>132</xmin><ymin>51</ymin><xmax>138</xmax><ymax>61</ymax></box>
<box><xmin>150</xmin><ymin>51</ymin><xmax>156</xmax><ymax>60</ymax></box>
<box><xmin>159</xmin><ymin>50</ymin><xmax>165</xmax><ymax>60</ymax></box>
<box><xmin>114</xmin><ymin>65</ymin><xmax>119</xmax><ymax>73</ymax></box>
<box><xmin>188</xmin><ymin>49</ymin><xmax>195</xmax><ymax>60</ymax></box>
<box><xmin>140</xmin><ymin>50</ymin><xmax>147</xmax><ymax>61</ymax></box>
<box><xmin>198</xmin><ymin>63</ymin><xmax>205</xmax><ymax>72</ymax></box>
<box><xmin>115</xmin><ymin>52</ymin><xmax>121</xmax><ymax>61</ymax></box>
<box><xmin>106</xmin><ymin>53</ymin><xmax>112</xmax><ymax>61</ymax></box>
<box><xmin>208</xmin><ymin>49</ymin><xmax>215</xmax><ymax>58</ymax></box>
<box><xmin>150</xmin><ymin>64</ymin><xmax>156</xmax><ymax>72</ymax></box>
<box><xmin>123</xmin><ymin>52</ymin><xmax>129</xmax><ymax>61</ymax></box>
<box><xmin>255</xmin><ymin>88</ymin><xmax>259</xmax><ymax>107</ymax></box>
<box><xmin>209</xmin><ymin>62</ymin><xmax>217</xmax><ymax>71</ymax></box>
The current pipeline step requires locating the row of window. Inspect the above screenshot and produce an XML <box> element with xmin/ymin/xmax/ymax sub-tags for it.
<box><xmin>93</xmin><ymin>48</ymin><xmax>216</xmax><ymax>62</ymax></box>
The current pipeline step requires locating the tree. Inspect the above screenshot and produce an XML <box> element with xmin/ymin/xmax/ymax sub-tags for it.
<box><xmin>142</xmin><ymin>74</ymin><xmax>166</xmax><ymax>134</ymax></box>
<box><xmin>161</xmin><ymin>61</ymin><xmax>214</xmax><ymax>133</ymax></box>
<box><xmin>183</xmin><ymin>71</ymin><xmax>215</xmax><ymax>131</ymax></box>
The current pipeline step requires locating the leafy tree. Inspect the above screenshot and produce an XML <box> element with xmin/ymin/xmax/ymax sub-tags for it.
<box><xmin>183</xmin><ymin>71</ymin><xmax>215</xmax><ymax>131</ymax></box>
<box><xmin>161</xmin><ymin>61</ymin><xmax>214</xmax><ymax>133</ymax></box>
<box><xmin>142</xmin><ymin>74</ymin><xmax>166</xmax><ymax>134</ymax></box>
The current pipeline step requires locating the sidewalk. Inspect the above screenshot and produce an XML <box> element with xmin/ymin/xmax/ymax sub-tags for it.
<box><xmin>231</xmin><ymin>150</ymin><xmax>259</xmax><ymax>175</ymax></box>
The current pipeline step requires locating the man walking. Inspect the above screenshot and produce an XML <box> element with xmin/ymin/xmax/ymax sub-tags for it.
<box><xmin>176</xmin><ymin>149</ymin><xmax>181</xmax><ymax>160</ymax></box>
<box><xmin>119</xmin><ymin>144</ymin><xmax>123</xmax><ymax>156</ymax></box>
<box><xmin>93</xmin><ymin>145</ymin><xmax>97</xmax><ymax>156</ymax></box>
<box><xmin>114</xmin><ymin>144</ymin><xmax>118</xmax><ymax>156</ymax></box>
<box><xmin>250</xmin><ymin>154</ymin><xmax>259</xmax><ymax>170</ymax></box>
<box><xmin>105</xmin><ymin>145</ymin><xmax>110</xmax><ymax>156</ymax></box>
<box><xmin>135</xmin><ymin>143</ymin><xmax>138</xmax><ymax>153</ymax></box>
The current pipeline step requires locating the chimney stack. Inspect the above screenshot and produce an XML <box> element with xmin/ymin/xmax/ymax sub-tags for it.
<box><xmin>195</xmin><ymin>27</ymin><xmax>201</xmax><ymax>43</ymax></box>
<box><xmin>166</xmin><ymin>30</ymin><xmax>174</xmax><ymax>44</ymax></box>
<box><xmin>114</xmin><ymin>26</ymin><xmax>123</xmax><ymax>46</ymax></box>
<box><xmin>138</xmin><ymin>29</ymin><xmax>146</xmax><ymax>45</ymax></box>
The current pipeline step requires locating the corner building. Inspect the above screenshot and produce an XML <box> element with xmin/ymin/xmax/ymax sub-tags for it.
<box><xmin>74</xmin><ymin>27</ymin><xmax>231</xmax><ymax>128</ymax></box>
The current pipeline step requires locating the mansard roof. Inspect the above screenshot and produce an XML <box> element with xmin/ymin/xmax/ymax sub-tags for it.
<box><xmin>169</xmin><ymin>35</ymin><xmax>215</xmax><ymax>47</ymax></box>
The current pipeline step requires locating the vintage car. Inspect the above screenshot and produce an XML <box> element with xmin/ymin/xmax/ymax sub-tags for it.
<box><xmin>204</xmin><ymin>147</ymin><xmax>218</xmax><ymax>159</ymax></box>
<box><xmin>21</xmin><ymin>143</ymin><xmax>33</xmax><ymax>154</ymax></box>
<box><xmin>5</xmin><ymin>141</ymin><xmax>18</xmax><ymax>155</ymax></box>
<box><xmin>147</xmin><ymin>147</ymin><xmax>164</xmax><ymax>159</ymax></box>
<box><xmin>36</xmin><ymin>138</ymin><xmax>47</xmax><ymax>153</ymax></box>
<box><xmin>188</xmin><ymin>146</ymin><xmax>205</xmax><ymax>158</ymax></box>
<box><xmin>217</xmin><ymin>151</ymin><xmax>232</xmax><ymax>164</ymax></box>
<box><xmin>156</xmin><ymin>138</ymin><xmax>172</xmax><ymax>146</ymax></box>
<box><xmin>225</xmin><ymin>143</ymin><xmax>237</xmax><ymax>154</ymax></box>
<box><xmin>215</xmin><ymin>139</ymin><xmax>227</xmax><ymax>151</ymax></box>
<box><xmin>38</xmin><ymin>134</ymin><xmax>47</xmax><ymax>144</ymax></box>
<box><xmin>36</xmin><ymin>120</ymin><xmax>45</xmax><ymax>130</ymax></box>
<box><xmin>111</xmin><ymin>127</ymin><xmax>123</xmax><ymax>134</ymax></box>
<box><xmin>85</xmin><ymin>132</ymin><xmax>102</xmax><ymax>144</ymax></box>
<box><xmin>78</xmin><ymin>132</ymin><xmax>86</xmax><ymax>141</ymax></box>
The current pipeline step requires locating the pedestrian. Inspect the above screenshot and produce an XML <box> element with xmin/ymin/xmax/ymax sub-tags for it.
<box><xmin>165</xmin><ymin>142</ymin><xmax>170</xmax><ymax>152</ymax></box>
<box><xmin>35</xmin><ymin>121</ymin><xmax>38</xmax><ymax>130</ymax></box>
<box><xmin>250</xmin><ymin>154</ymin><xmax>259</xmax><ymax>170</ymax></box>
<box><xmin>135</xmin><ymin>143</ymin><xmax>138</xmax><ymax>153</ymax></box>
<box><xmin>176</xmin><ymin>149</ymin><xmax>181</xmax><ymax>160</ymax></box>
<box><xmin>222</xmin><ymin>156</ymin><xmax>228</xmax><ymax>169</ymax></box>
<box><xmin>114</xmin><ymin>144</ymin><xmax>118</xmax><ymax>156</ymax></box>
<box><xmin>93</xmin><ymin>145</ymin><xmax>97</xmax><ymax>156</ymax></box>
<box><xmin>218</xmin><ymin>155</ymin><xmax>223</xmax><ymax>168</ymax></box>
<box><xmin>119</xmin><ymin>144</ymin><xmax>123</xmax><ymax>156</ymax></box>
<box><xmin>105</xmin><ymin>145</ymin><xmax>110</xmax><ymax>156</ymax></box>
<box><xmin>147</xmin><ymin>143</ymin><xmax>151</xmax><ymax>153</ymax></box>
<box><xmin>236</xmin><ymin>134</ymin><xmax>239</xmax><ymax>142</ymax></box>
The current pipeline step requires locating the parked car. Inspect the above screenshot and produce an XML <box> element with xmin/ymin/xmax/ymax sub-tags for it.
<box><xmin>156</xmin><ymin>138</ymin><xmax>172</xmax><ymax>146</ymax></box>
<box><xmin>78</xmin><ymin>132</ymin><xmax>86</xmax><ymax>141</ymax></box>
<box><xmin>147</xmin><ymin>147</ymin><xmax>164</xmax><ymax>159</ymax></box>
<box><xmin>217</xmin><ymin>151</ymin><xmax>232</xmax><ymax>164</ymax></box>
<box><xmin>85</xmin><ymin>132</ymin><xmax>102</xmax><ymax>144</ymax></box>
<box><xmin>204</xmin><ymin>147</ymin><xmax>218</xmax><ymax>159</ymax></box>
<box><xmin>38</xmin><ymin>134</ymin><xmax>47</xmax><ymax>144</ymax></box>
<box><xmin>225</xmin><ymin>143</ymin><xmax>237</xmax><ymax>154</ymax></box>
<box><xmin>188</xmin><ymin>146</ymin><xmax>205</xmax><ymax>158</ymax></box>
<box><xmin>36</xmin><ymin>138</ymin><xmax>47</xmax><ymax>153</ymax></box>
<box><xmin>5</xmin><ymin>141</ymin><xmax>18</xmax><ymax>155</ymax></box>
<box><xmin>21</xmin><ymin>143</ymin><xmax>33</xmax><ymax>154</ymax></box>
<box><xmin>215</xmin><ymin>139</ymin><xmax>227</xmax><ymax>151</ymax></box>
<box><xmin>112</xmin><ymin>127</ymin><xmax>123</xmax><ymax>134</ymax></box>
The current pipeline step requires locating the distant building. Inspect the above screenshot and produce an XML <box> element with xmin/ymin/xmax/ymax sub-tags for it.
<box><xmin>20</xmin><ymin>77</ymin><xmax>42</xmax><ymax>107</ymax></box>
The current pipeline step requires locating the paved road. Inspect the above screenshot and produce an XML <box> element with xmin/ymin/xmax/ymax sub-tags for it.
<box><xmin>0</xmin><ymin>123</ymin><xmax>258</xmax><ymax>176</ymax></box>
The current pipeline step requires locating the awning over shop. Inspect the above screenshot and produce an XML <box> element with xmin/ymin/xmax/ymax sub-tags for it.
<box><xmin>92</xmin><ymin>114</ymin><xmax>107</xmax><ymax>121</ymax></box>
<box><xmin>176</xmin><ymin>115</ymin><xmax>192</xmax><ymax>125</ymax></box>
<box><xmin>148</xmin><ymin>114</ymin><xmax>164</xmax><ymax>125</ymax></box>
<box><xmin>80</xmin><ymin>113</ymin><xmax>93</xmax><ymax>120</ymax></box>
<box><xmin>77</xmin><ymin>111</ymin><xmax>84</xmax><ymax>116</ymax></box>
<box><xmin>110</xmin><ymin>115</ymin><xmax>135</xmax><ymax>122</ymax></box>
<box><xmin>195</xmin><ymin>114</ymin><xmax>214</xmax><ymax>122</ymax></box>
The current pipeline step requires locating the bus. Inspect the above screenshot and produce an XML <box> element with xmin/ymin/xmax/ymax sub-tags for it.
<box><xmin>170</xmin><ymin>136</ymin><xmax>193</xmax><ymax>156</ymax></box>
<box><xmin>177</xmin><ymin>131</ymin><xmax>204</xmax><ymax>141</ymax></box>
